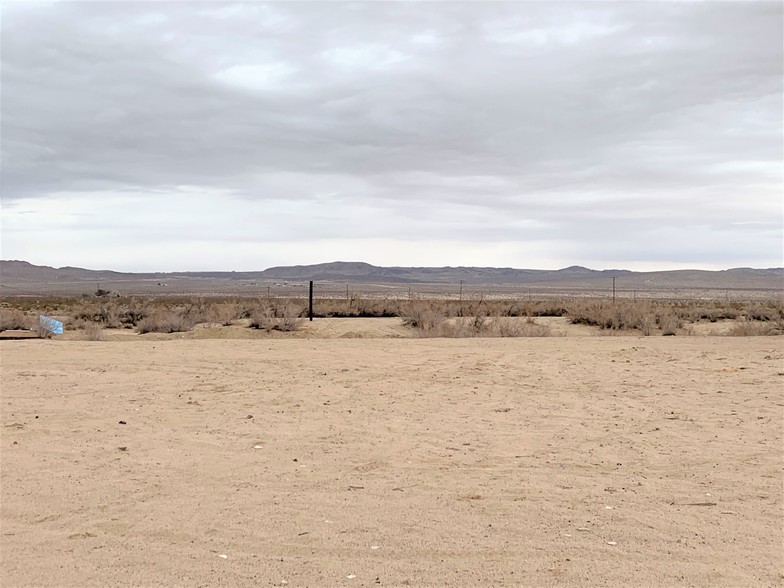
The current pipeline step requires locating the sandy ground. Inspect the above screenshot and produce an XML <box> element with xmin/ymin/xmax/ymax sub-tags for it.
<box><xmin>1</xmin><ymin>334</ymin><xmax>782</xmax><ymax>587</ymax></box>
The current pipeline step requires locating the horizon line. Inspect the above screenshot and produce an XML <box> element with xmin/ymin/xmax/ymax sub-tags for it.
<box><xmin>3</xmin><ymin>259</ymin><xmax>783</xmax><ymax>275</ymax></box>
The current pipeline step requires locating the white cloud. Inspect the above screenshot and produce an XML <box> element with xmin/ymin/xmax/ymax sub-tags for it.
<box><xmin>1</xmin><ymin>1</ymin><xmax>781</xmax><ymax>270</ymax></box>
<box><xmin>487</xmin><ymin>22</ymin><xmax>625</xmax><ymax>46</ymax></box>
<box><xmin>321</xmin><ymin>44</ymin><xmax>409</xmax><ymax>70</ymax></box>
<box><xmin>411</xmin><ymin>31</ymin><xmax>441</xmax><ymax>46</ymax></box>
<box><xmin>197</xmin><ymin>3</ymin><xmax>289</xmax><ymax>28</ymax></box>
<box><xmin>136</xmin><ymin>12</ymin><xmax>168</xmax><ymax>28</ymax></box>
<box><xmin>214</xmin><ymin>63</ymin><xmax>298</xmax><ymax>92</ymax></box>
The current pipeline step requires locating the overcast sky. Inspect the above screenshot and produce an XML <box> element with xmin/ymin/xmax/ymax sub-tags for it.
<box><xmin>1</xmin><ymin>1</ymin><xmax>782</xmax><ymax>271</ymax></box>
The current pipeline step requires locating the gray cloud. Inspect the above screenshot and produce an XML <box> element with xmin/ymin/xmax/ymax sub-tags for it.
<box><xmin>1</xmin><ymin>1</ymin><xmax>781</xmax><ymax>270</ymax></box>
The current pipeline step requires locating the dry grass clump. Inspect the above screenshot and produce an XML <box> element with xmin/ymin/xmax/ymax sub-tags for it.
<box><xmin>249</xmin><ymin>301</ymin><xmax>302</xmax><ymax>332</ymax></box>
<box><xmin>137</xmin><ymin>311</ymin><xmax>194</xmax><ymax>334</ymax></box>
<box><xmin>400</xmin><ymin>302</ymin><xmax>445</xmax><ymax>333</ymax></box>
<box><xmin>569</xmin><ymin>301</ymin><xmax>651</xmax><ymax>331</ymax></box>
<box><xmin>180</xmin><ymin>299</ymin><xmax>212</xmax><ymax>325</ymax></box>
<box><xmin>84</xmin><ymin>323</ymin><xmax>105</xmax><ymax>341</ymax></box>
<box><xmin>725</xmin><ymin>320</ymin><xmax>780</xmax><ymax>336</ymax></box>
<box><xmin>658</xmin><ymin>312</ymin><xmax>680</xmax><ymax>336</ymax></box>
<box><xmin>512</xmin><ymin>302</ymin><xmax>569</xmax><ymax>317</ymax></box>
<box><xmin>676</xmin><ymin>304</ymin><xmax>740</xmax><ymax>323</ymax></box>
<box><xmin>638</xmin><ymin>314</ymin><xmax>656</xmax><ymax>336</ymax></box>
<box><xmin>72</xmin><ymin>298</ymin><xmax>150</xmax><ymax>328</ymax></box>
<box><xmin>568</xmin><ymin>301</ymin><xmax>685</xmax><ymax>335</ymax></box>
<box><xmin>69</xmin><ymin>298</ymin><xmax>244</xmax><ymax>332</ymax></box>
<box><xmin>402</xmin><ymin>303</ymin><xmax>552</xmax><ymax>337</ymax></box>
<box><xmin>0</xmin><ymin>309</ymin><xmax>32</xmax><ymax>331</ymax></box>
<box><xmin>206</xmin><ymin>302</ymin><xmax>242</xmax><ymax>326</ymax></box>
<box><xmin>34</xmin><ymin>317</ymin><xmax>55</xmax><ymax>339</ymax></box>
<box><xmin>433</xmin><ymin>316</ymin><xmax>488</xmax><ymax>338</ymax></box>
<box><xmin>351</xmin><ymin>296</ymin><xmax>401</xmax><ymax>318</ymax></box>
<box><xmin>742</xmin><ymin>304</ymin><xmax>783</xmax><ymax>322</ymax></box>
<box><xmin>436</xmin><ymin>316</ymin><xmax>552</xmax><ymax>338</ymax></box>
<box><xmin>466</xmin><ymin>316</ymin><xmax>552</xmax><ymax>337</ymax></box>
<box><xmin>317</xmin><ymin>297</ymin><xmax>570</xmax><ymax>320</ymax></box>
<box><xmin>72</xmin><ymin>302</ymin><xmax>121</xmax><ymax>328</ymax></box>
<box><xmin>313</xmin><ymin>296</ymin><xmax>402</xmax><ymax>318</ymax></box>
<box><xmin>501</xmin><ymin>318</ymin><xmax>553</xmax><ymax>337</ymax></box>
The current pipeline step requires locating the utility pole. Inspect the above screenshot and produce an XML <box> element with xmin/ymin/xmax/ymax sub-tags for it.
<box><xmin>309</xmin><ymin>281</ymin><xmax>314</xmax><ymax>321</ymax></box>
<box><xmin>612</xmin><ymin>276</ymin><xmax>616</xmax><ymax>304</ymax></box>
<box><xmin>459</xmin><ymin>280</ymin><xmax>463</xmax><ymax>302</ymax></box>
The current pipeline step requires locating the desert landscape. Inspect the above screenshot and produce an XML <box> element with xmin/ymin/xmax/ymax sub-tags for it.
<box><xmin>3</xmin><ymin>0</ymin><xmax>783</xmax><ymax>585</ymax></box>
<box><xmin>2</xmin><ymin>262</ymin><xmax>783</xmax><ymax>586</ymax></box>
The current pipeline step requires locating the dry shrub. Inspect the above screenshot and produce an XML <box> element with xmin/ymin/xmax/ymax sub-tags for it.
<box><xmin>657</xmin><ymin>312</ymin><xmax>680</xmax><ymax>336</ymax></box>
<box><xmin>569</xmin><ymin>301</ymin><xmax>688</xmax><ymax>335</ymax></box>
<box><xmin>440</xmin><ymin>317</ymin><xmax>552</xmax><ymax>338</ymax></box>
<box><xmin>98</xmin><ymin>303</ymin><xmax>122</xmax><ymax>328</ymax></box>
<box><xmin>639</xmin><ymin>314</ymin><xmax>656</xmax><ymax>336</ymax></box>
<box><xmin>743</xmin><ymin>304</ymin><xmax>782</xmax><ymax>322</ymax></box>
<box><xmin>321</xmin><ymin>297</ymin><xmax>571</xmax><ymax>320</ymax></box>
<box><xmin>493</xmin><ymin>317</ymin><xmax>552</xmax><ymax>337</ymax></box>
<box><xmin>35</xmin><ymin>318</ymin><xmax>54</xmax><ymax>339</ymax></box>
<box><xmin>0</xmin><ymin>309</ymin><xmax>31</xmax><ymax>331</ymax></box>
<box><xmin>436</xmin><ymin>317</ymin><xmax>482</xmax><ymax>338</ymax></box>
<box><xmin>137</xmin><ymin>311</ymin><xmax>193</xmax><ymax>334</ymax></box>
<box><xmin>726</xmin><ymin>320</ymin><xmax>779</xmax><ymax>336</ymax></box>
<box><xmin>496</xmin><ymin>317</ymin><xmax>528</xmax><ymax>337</ymax></box>
<box><xmin>118</xmin><ymin>299</ymin><xmax>150</xmax><ymax>327</ymax></box>
<box><xmin>315</xmin><ymin>296</ymin><xmax>401</xmax><ymax>318</ymax></box>
<box><xmin>72</xmin><ymin>299</ymin><xmax>149</xmax><ymax>328</ymax></box>
<box><xmin>84</xmin><ymin>323</ymin><xmax>105</xmax><ymax>341</ymax></box>
<box><xmin>180</xmin><ymin>299</ymin><xmax>209</xmax><ymax>325</ymax></box>
<box><xmin>249</xmin><ymin>301</ymin><xmax>302</xmax><ymax>332</ymax></box>
<box><xmin>74</xmin><ymin>301</ymin><xmax>121</xmax><ymax>328</ymax></box>
<box><xmin>354</xmin><ymin>297</ymin><xmax>400</xmax><ymax>318</ymax></box>
<box><xmin>569</xmin><ymin>301</ymin><xmax>649</xmax><ymax>331</ymax></box>
<box><xmin>402</xmin><ymin>305</ymin><xmax>552</xmax><ymax>337</ymax></box>
<box><xmin>522</xmin><ymin>302</ymin><xmax>569</xmax><ymax>317</ymax></box>
<box><xmin>401</xmin><ymin>302</ymin><xmax>445</xmax><ymax>333</ymax></box>
<box><xmin>207</xmin><ymin>302</ymin><xmax>242</xmax><ymax>326</ymax></box>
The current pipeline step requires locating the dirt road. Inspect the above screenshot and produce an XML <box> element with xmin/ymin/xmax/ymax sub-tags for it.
<box><xmin>1</xmin><ymin>336</ymin><xmax>781</xmax><ymax>586</ymax></box>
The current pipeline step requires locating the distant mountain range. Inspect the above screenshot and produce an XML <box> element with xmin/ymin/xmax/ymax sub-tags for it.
<box><xmin>1</xmin><ymin>260</ymin><xmax>782</xmax><ymax>295</ymax></box>
<box><xmin>257</xmin><ymin>261</ymin><xmax>781</xmax><ymax>286</ymax></box>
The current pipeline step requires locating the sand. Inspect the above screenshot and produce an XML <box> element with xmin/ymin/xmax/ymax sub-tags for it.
<box><xmin>1</xmin><ymin>332</ymin><xmax>782</xmax><ymax>587</ymax></box>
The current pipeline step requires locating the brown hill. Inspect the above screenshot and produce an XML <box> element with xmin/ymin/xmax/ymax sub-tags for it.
<box><xmin>1</xmin><ymin>260</ymin><xmax>782</xmax><ymax>296</ymax></box>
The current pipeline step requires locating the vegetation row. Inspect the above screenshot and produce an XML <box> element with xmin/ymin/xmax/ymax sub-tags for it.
<box><xmin>1</xmin><ymin>295</ymin><xmax>782</xmax><ymax>338</ymax></box>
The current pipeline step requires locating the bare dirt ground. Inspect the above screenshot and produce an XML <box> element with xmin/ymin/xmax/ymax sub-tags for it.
<box><xmin>1</xmin><ymin>334</ymin><xmax>782</xmax><ymax>587</ymax></box>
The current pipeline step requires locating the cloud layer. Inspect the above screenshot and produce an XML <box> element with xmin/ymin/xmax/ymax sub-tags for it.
<box><xmin>2</xmin><ymin>2</ymin><xmax>781</xmax><ymax>270</ymax></box>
